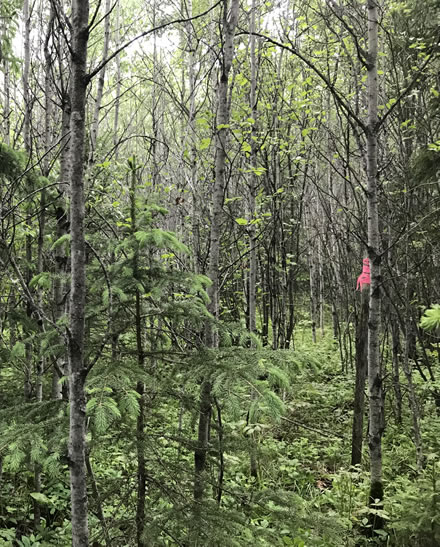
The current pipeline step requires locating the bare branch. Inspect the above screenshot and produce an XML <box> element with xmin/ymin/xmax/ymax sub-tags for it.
<box><xmin>87</xmin><ymin>0</ymin><xmax>223</xmax><ymax>83</ymax></box>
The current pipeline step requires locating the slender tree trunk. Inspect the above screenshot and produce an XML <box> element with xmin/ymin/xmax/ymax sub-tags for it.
<box><xmin>391</xmin><ymin>317</ymin><xmax>402</xmax><ymax>425</ymax></box>
<box><xmin>53</xmin><ymin>104</ymin><xmax>70</xmax><ymax>399</ymax></box>
<box><xmin>33</xmin><ymin>67</ymin><xmax>51</xmax><ymax>517</ymax></box>
<box><xmin>151</xmin><ymin>0</ymin><xmax>161</xmax><ymax>190</ymax></box>
<box><xmin>89</xmin><ymin>0</ymin><xmax>111</xmax><ymax>164</ymax></box>
<box><xmin>351</xmin><ymin>284</ymin><xmax>368</xmax><ymax>466</ymax></box>
<box><xmin>261</xmin><ymin>253</ymin><xmax>269</xmax><ymax>346</ymax></box>
<box><xmin>318</xmin><ymin>238</ymin><xmax>325</xmax><ymax>337</ymax></box>
<box><xmin>305</xmin><ymin>207</ymin><xmax>318</xmax><ymax>344</ymax></box>
<box><xmin>185</xmin><ymin>0</ymin><xmax>200</xmax><ymax>273</ymax></box>
<box><xmin>194</xmin><ymin>0</ymin><xmax>240</xmax><ymax>509</ymax></box>
<box><xmin>248</xmin><ymin>0</ymin><xmax>259</xmax><ymax>480</ymax></box>
<box><xmin>85</xmin><ymin>454</ymin><xmax>111</xmax><ymax>546</ymax></box>
<box><xmin>130</xmin><ymin>162</ymin><xmax>147</xmax><ymax>547</ymax></box>
<box><xmin>2</xmin><ymin>19</ymin><xmax>10</xmax><ymax>145</ymax></box>
<box><xmin>68</xmin><ymin>0</ymin><xmax>90</xmax><ymax>544</ymax></box>
<box><xmin>22</xmin><ymin>0</ymin><xmax>31</xmax><ymax>153</ymax></box>
<box><xmin>403</xmin><ymin>316</ymin><xmax>424</xmax><ymax>470</ymax></box>
<box><xmin>402</xmin><ymin>265</ymin><xmax>424</xmax><ymax>469</ymax></box>
<box><xmin>22</xmin><ymin>0</ymin><xmax>33</xmax><ymax>402</ymax></box>
<box><xmin>113</xmin><ymin>0</ymin><xmax>121</xmax><ymax>160</ymax></box>
<box><xmin>366</xmin><ymin>0</ymin><xmax>384</xmax><ymax>530</ymax></box>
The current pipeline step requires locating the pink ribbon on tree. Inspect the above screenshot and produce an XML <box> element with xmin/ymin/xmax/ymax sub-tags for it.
<box><xmin>356</xmin><ymin>258</ymin><xmax>371</xmax><ymax>291</ymax></box>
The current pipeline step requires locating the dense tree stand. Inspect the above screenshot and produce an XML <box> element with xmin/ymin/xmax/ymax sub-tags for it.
<box><xmin>0</xmin><ymin>0</ymin><xmax>439</xmax><ymax>545</ymax></box>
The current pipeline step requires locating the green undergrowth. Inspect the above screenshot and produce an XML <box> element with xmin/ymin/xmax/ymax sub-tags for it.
<box><xmin>1</xmin><ymin>332</ymin><xmax>439</xmax><ymax>545</ymax></box>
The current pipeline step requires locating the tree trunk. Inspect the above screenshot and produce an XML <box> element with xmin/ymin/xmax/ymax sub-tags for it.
<box><xmin>194</xmin><ymin>0</ymin><xmax>240</xmax><ymax>508</ymax></box>
<box><xmin>53</xmin><ymin>103</ymin><xmax>71</xmax><ymax>400</ymax></box>
<box><xmin>130</xmin><ymin>162</ymin><xmax>147</xmax><ymax>547</ymax></box>
<box><xmin>22</xmin><ymin>0</ymin><xmax>31</xmax><ymax>153</ymax></box>
<box><xmin>2</xmin><ymin>20</ymin><xmax>10</xmax><ymax>145</ymax></box>
<box><xmin>351</xmin><ymin>284</ymin><xmax>368</xmax><ymax>467</ymax></box>
<box><xmin>113</xmin><ymin>0</ymin><xmax>121</xmax><ymax>160</ymax></box>
<box><xmin>366</xmin><ymin>0</ymin><xmax>384</xmax><ymax>530</ymax></box>
<box><xmin>68</xmin><ymin>0</ymin><xmax>90</xmax><ymax>544</ymax></box>
<box><xmin>403</xmin><ymin>317</ymin><xmax>424</xmax><ymax>470</ymax></box>
<box><xmin>391</xmin><ymin>317</ymin><xmax>402</xmax><ymax>425</ymax></box>
<box><xmin>248</xmin><ymin>0</ymin><xmax>259</xmax><ymax>481</ymax></box>
<box><xmin>89</xmin><ymin>0</ymin><xmax>111</xmax><ymax>164</ymax></box>
<box><xmin>185</xmin><ymin>0</ymin><xmax>200</xmax><ymax>273</ymax></box>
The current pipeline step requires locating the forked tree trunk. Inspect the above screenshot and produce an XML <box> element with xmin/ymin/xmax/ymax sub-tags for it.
<box><xmin>68</xmin><ymin>0</ymin><xmax>90</xmax><ymax>544</ymax></box>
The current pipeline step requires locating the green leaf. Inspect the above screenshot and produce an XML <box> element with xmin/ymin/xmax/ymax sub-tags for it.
<box><xmin>235</xmin><ymin>218</ymin><xmax>248</xmax><ymax>225</ymax></box>
<box><xmin>241</xmin><ymin>141</ymin><xmax>251</xmax><ymax>153</ymax></box>
<box><xmin>199</xmin><ymin>137</ymin><xmax>211</xmax><ymax>150</ymax></box>
<box><xmin>51</xmin><ymin>233</ymin><xmax>70</xmax><ymax>250</ymax></box>
<box><xmin>86</xmin><ymin>397</ymin><xmax>98</xmax><ymax>413</ymax></box>
<box><xmin>94</xmin><ymin>404</ymin><xmax>108</xmax><ymax>434</ymax></box>
<box><xmin>12</xmin><ymin>341</ymin><xmax>26</xmax><ymax>358</ymax></box>
<box><xmin>29</xmin><ymin>272</ymin><xmax>51</xmax><ymax>290</ymax></box>
<box><xmin>420</xmin><ymin>305</ymin><xmax>440</xmax><ymax>331</ymax></box>
<box><xmin>30</xmin><ymin>492</ymin><xmax>51</xmax><ymax>505</ymax></box>
<box><xmin>267</xmin><ymin>365</ymin><xmax>290</xmax><ymax>389</ymax></box>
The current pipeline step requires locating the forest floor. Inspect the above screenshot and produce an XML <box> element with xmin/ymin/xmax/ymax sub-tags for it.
<box><xmin>1</xmin><ymin>332</ymin><xmax>439</xmax><ymax>546</ymax></box>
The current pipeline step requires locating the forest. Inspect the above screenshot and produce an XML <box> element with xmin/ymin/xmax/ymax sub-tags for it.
<box><xmin>0</xmin><ymin>0</ymin><xmax>439</xmax><ymax>545</ymax></box>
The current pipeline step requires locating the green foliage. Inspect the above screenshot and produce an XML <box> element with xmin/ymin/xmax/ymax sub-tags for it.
<box><xmin>134</xmin><ymin>228</ymin><xmax>189</xmax><ymax>253</ymax></box>
<box><xmin>420</xmin><ymin>305</ymin><xmax>440</xmax><ymax>332</ymax></box>
<box><xmin>1</xmin><ymin>0</ymin><xmax>439</xmax><ymax>542</ymax></box>
<box><xmin>0</xmin><ymin>142</ymin><xmax>39</xmax><ymax>186</ymax></box>
<box><xmin>386</xmin><ymin>458</ymin><xmax>440</xmax><ymax>546</ymax></box>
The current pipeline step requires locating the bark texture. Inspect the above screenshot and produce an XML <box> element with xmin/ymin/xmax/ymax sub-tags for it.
<box><xmin>351</xmin><ymin>284</ymin><xmax>368</xmax><ymax>467</ymax></box>
<box><xmin>248</xmin><ymin>0</ymin><xmax>259</xmax><ymax>481</ymax></box>
<box><xmin>130</xmin><ymin>163</ymin><xmax>147</xmax><ymax>547</ymax></box>
<box><xmin>68</xmin><ymin>0</ymin><xmax>90</xmax><ymax>544</ymax></box>
<box><xmin>366</xmin><ymin>0</ymin><xmax>384</xmax><ymax>530</ymax></box>
<box><xmin>194</xmin><ymin>0</ymin><xmax>240</xmax><ymax>505</ymax></box>
<box><xmin>89</xmin><ymin>0</ymin><xmax>111</xmax><ymax>164</ymax></box>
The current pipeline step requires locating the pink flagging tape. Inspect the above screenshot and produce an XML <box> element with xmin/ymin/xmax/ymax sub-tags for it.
<box><xmin>356</xmin><ymin>258</ymin><xmax>371</xmax><ymax>290</ymax></box>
